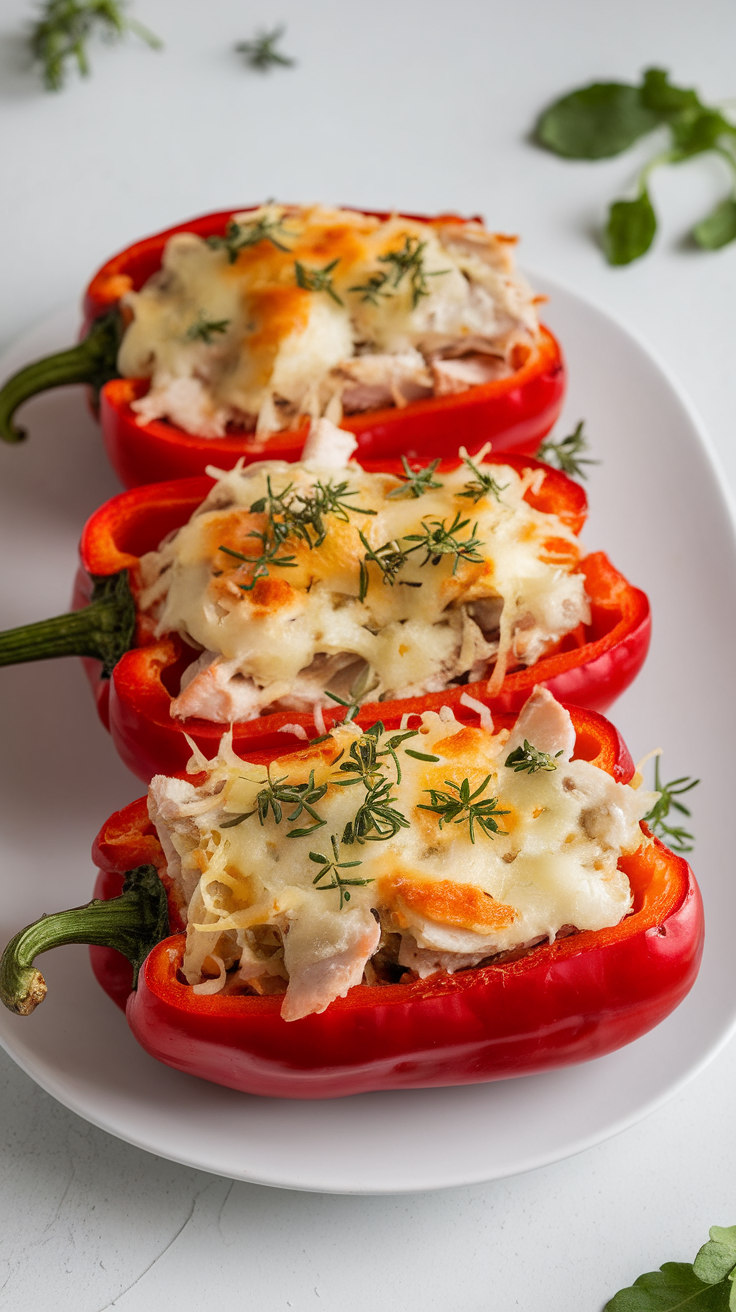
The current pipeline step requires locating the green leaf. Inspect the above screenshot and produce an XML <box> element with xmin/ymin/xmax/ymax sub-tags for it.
<box><xmin>604</xmin><ymin>191</ymin><xmax>657</xmax><ymax>265</ymax></box>
<box><xmin>671</xmin><ymin>108</ymin><xmax>733</xmax><ymax>155</ymax></box>
<box><xmin>693</xmin><ymin>196</ymin><xmax>736</xmax><ymax>249</ymax></box>
<box><xmin>536</xmin><ymin>82</ymin><xmax>661</xmax><ymax>159</ymax></box>
<box><xmin>605</xmin><ymin>1262</ymin><xmax>731</xmax><ymax>1310</ymax></box>
<box><xmin>640</xmin><ymin>68</ymin><xmax>702</xmax><ymax>117</ymax></box>
<box><xmin>694</xmin><ymin>1228</ymin><xmax>736</xmax><ymax>1285</ymax></box>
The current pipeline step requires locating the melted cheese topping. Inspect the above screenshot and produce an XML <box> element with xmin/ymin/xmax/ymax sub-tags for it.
<box><xmin>148</xmin><ymin>689</ymin><xmax>657</xmax><ymax>1021</ymax></box>
<box><xmin>136</xmin><ymin>438</ymin><xmax>590</xmax><ymax>724</ymax></box>
<box><xmin>118</xmin><ymin>204</ymin><xmax>540</xmax><ymax>437</ymax></box>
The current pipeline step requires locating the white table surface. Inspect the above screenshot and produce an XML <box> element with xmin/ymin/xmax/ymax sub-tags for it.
<box><xmin>2</xmin><ymin>0</ymin><xmax>736</xmax><ymax>1305</ymax></box>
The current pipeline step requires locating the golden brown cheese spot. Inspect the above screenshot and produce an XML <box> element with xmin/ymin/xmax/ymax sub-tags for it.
<box><xmin>270</xmin><ymin>737</ymin><xmax>344</xmax><ymax>780</ymax></box>
<box><xmin>245</xmin><ymin>285</ymin><xmax>313</xmax><ymax>384</ymax></box>
<box><xmin>539</xmin><ymin>536</ymin><xmax>582</xmax><ymax>567</ymax></box>
<box><xmin>207</xmin><ymin>511</ymin><xmax>267</xmax><ymax>558</ymax></box>
<box><xmin>433</xmin><ymin>726</ymin><xmax>494</xmax><ymax>762</ymax></box>
<box><xmin>248</xmin><ymin>575</ymin><xmax>297</xmax><ymax>614</ymax></box>
<box><xmin>380</xmin><ymin>872</ymin><xmax>517</xmax><ymax>933</ymax></box>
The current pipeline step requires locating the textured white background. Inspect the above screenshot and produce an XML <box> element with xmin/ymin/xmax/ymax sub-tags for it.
<box><xmin>1</xmin><ymin>0</ymin><xmax>736</xmax><ymax>1306</ymax></box>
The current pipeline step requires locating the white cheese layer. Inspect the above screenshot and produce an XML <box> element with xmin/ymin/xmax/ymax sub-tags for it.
<box><xmin>136</xmin><ymin>438</ymin><xmax>589</xmax><ymax>724</ymax></box>
<box><xmin>118</xmin><ymin>204</ymin><xmax>540</xmax><ymax>437</ymax></box>
<box><xmin>148</xmin><ymin>689</ymin><xmax>657</xmax><ymax>1021</ymax></box>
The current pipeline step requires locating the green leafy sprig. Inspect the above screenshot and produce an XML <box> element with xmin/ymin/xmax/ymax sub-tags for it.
<box><xmin>537</xmin><ymin>67</ymin><xmax>736</xmax><ymax>263</ymax></box>
<box><xmin>458</xmin><ymin>452</ymin><xmax>508</xmax><ymax>504</ymax></box>
<box><xmin>235</xmin><ymin>25</ymin><xmax>295</xmax><ymax>71</ymax></box>
<box><xmin>348</xmin><ymin>270</ymin><xmax>393</xmax><ymax>305</ymax></box>
<box><xmin>504</xmin><ymin>740</ymin><xmax>563</xmax><ymax>774</ymax></box>
<box><xmin>643</xmin><ymin>757</ymin><xmax>699</xmax><ymax>853</ymax></box>
<box><xmin>606</xmin><ymin>1223</ymin><xmax>736</xmax><ymax>1310</ymax></box>
<box><xmin>309</xmin><ymin>836</ymin><xmax>371</xmax><ymax>909</ymax></box>
<box><xmin>331</xmin><ymin>722</ymin><xmax>413</xmax><ymax>842</ymax></box>
<box><xmin>186</xmin><ymin>314</ymin><xmax>231</xmax><ymax>344</ymax></box>
<box><xmin>294</xmin><ymin>258</ymin><xmax>343</xmax><ymax>305</ymax></box>
<box><xmin>417</xmin><ymin>776</ymin><xmax>509</xmax><ymax>844</ymax></box>
<box><xmin>30</xmin><ymin>0</ymin><xmax>161</xmax><ymax>91</ymax></box>
<box><xmin>220</xmin><ymin>767</ymin><xmax>328</xmax><ymax>838</ymax></box>
<box><xmin>386</xmin><ymin>457</ymin><xmax>444</xmax><ymax>500</ymax></box>
<box><xmin>207</xmin><ymin>214</ymin><xmax>293</xmax><ymax>263</ymax></box>
<box><xmin>377</xmin><ymin>236</ymin><xmax>450</xmax><ymax>308</ymax></box>
<box><xmin>358</xmin><ymin>511</ymin><xmax>485</xmax><ymax>600</ymax></box>
<box><xmin>538</xmin><ymin>421</ymin><xmax>598</xmax><ymax>480</ymax></box>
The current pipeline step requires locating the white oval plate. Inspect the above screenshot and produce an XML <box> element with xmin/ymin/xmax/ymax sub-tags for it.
<box><xmin>0</xmin><ymin>276</ymin><xmax>733</xmax><ymax>1195</ymax></box>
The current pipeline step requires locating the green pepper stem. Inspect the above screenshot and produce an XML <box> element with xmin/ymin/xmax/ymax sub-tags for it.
<box><xmin>0</xmin><ymin>310</ymin><xmax>123</xmax><ymax>444</ymax></box>
<box><xmin>0</xmin><ymin>865</ymin><xmax>169</xmax><ymax>1016</ymax></box>
<box><xmin>0</xmin><ymin>570</ymin><xmax>136</xmax><ymax>677</ymax></box>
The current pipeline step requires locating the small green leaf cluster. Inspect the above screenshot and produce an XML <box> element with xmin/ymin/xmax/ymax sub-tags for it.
<box><xmin>30</xmin><ymin>0</ymin><xmax>161</xmax><ymax>91</ymax></box>
<box><xmin>350</xmin><ymin>237</ymin><xmax>450</xmax><ymax>309</ymax></box>
<box><xmin>538</xmin><ymin>421</ymin><xmax>598</xmax><ymax>481</ymax></box>
<box><xmin>504</xmin><ymin>740</ymin><xmax>562</xmax><ymax>774</ymax></box>
<box><xmin>294</xmin><ymin>259</ymin><xmax>343</xmax><ymax>306</ymax></box>
<box><xmin>643</xmin><ymin>757</ymin><xmax>699</xmax><ymax>853</ymax></box>
<box><xmin>186</xmin><ymin>314</ymin><xmax>231</xmax><ymax>345</ymax></box>
<box><xmin>220</xmin><ymin>767</ymin><xmax>328</xmax><ymax>839</ymax></box>
<box><xmin>235</xmin><ymin>26</ymin><xmax>294</xmax><ymax>72</ymax></box>
<box><xmin>537</xmin><ymin>68</ymin><xmax>736</xmax><ymax>264</ymax></box>
<box><xmin>309</xmin><ymin>836</ymin><xmax>370</xmax><ymax>909</ymax></box>
<box><xmin>207</xmin><ymin>215</ymin><xmax>293</xmax><ymax>263</ymax></box>
<box><xmin>417</xmin><ymin>775</ymin><xmax>509</xmax><ymax>844</ymax></box>
<box><xmin>359</xmin><ymin>509</ymin><xmax>485</xmax><ymax>600</ymax></box>
<box><xmin>606</xmin><ymin>1223</ymin><xmax>736</xmax><ymax>1310</ymax></box>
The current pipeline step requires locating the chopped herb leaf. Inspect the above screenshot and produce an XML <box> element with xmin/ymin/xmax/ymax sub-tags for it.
<box><xmin>504</xmin><ymin>740</ymin><xmax>563</xmax><ymax>773</ymax></box>
<box><xmin>295</xmin><ymin>258</ymin><xmax>343</xmax><ymax>305</ymax></box>
<box><xmin>386</xmin><ymin>456</ymin><xmax>444</xmax><ymax>500</ymax></box>
<box><xmin>207</xmin><ymin>214</ymin><xmax>293</xmax><ymax>263</ymax></box>
<box><xmin>458</xmin><ymin>452</ymin><xmax>508</xmax><ymax>503</ymax></box>
<box><xmin>309</xmin><ymin>836</ymin><xmax>371</xmax><ymax>909</ymax></box>
<box><xmin>186</xmin><ymin>314</ymin><xmax>231</xmax><ymax>344</ymax></box>
<box><xmin>220</xmin><ymin>767</ymin><xmax>327</xmax><ymax>837</ymax></box>
<box><xmin>235</xmin><ymin>25</ymin><xmax>294</xmax><ymax>72</ymax></box>
<box><xmin>377</xmin><ymin>236</ymin><xmax>450</xmax><ymax>308</ymax></box>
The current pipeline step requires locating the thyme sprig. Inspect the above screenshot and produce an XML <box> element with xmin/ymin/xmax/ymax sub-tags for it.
<box><xmin>458</xmin><ymin>452</ymin><xmax>508</xmax><ymax>504</ymax></box>
<box><xmin>504</xmin><ymin>740</ymin><xmax>563</xmax><ymax>773</ymax></box>
<box><xmin>377</xmin><ymin>236</ymin><xmax>450</xmax><ymax>309</ymax></box>
<box><xmin>235</xmin><ymin>26</ymin><xmax>295</xmax><ymax>71</ymax></box>
<box><xmin>207</xmin><ymin>214</ymin><xmax>293</xmax><ymax>263</ymax></box>
<box><xmin>186</xmin><ymin>314</ymin><xmax>230</xmax><ymax>344</ymax></box>
<box><xmin>251</xmin><ymin>476</ymin><xmax>376</xmax><ymax>550</ymax></box>
<box><xmin>348</xmin><ymin>270</ymin><xmax>393</xmax><ymax>305</ymax></box>
<box><xmin>331</xmin><ymin>722</ymin><xmax>413</xmax><ymax>842</ymax></box>
<box><xmin>358</xmin><ymin>511</ymin><xmax>485</xmax><ymax>598</ymax></box>
<box><xmin>30</xmin><ymin>0</ymin><xmax>161</xmax><ymax>92</ymax></box>
<box><xmin>386</xmin><ymin>456</ymin><xmax>444</xmax><ymax>500</ymax></box>
<box><xmin>218</xmin><ymin>541</ymin><xmax>297</xmax><ymax>592</ymax></box>
<box><xmin>418</xmin><ymin>776</ymin><xmax>510</xmax><ymax>843</ymax></box>
<box><xmin>294</xmin><ymin>258</ymin><xmax>343</xmax><ymax>305</ymax></box>
<box><xmin>220</xmin><ymin>768</ymin><xmax>328</xmax><ymax>838</ymax></box>
<box><xmin>403</xmin><ymin>512</ymin><xmax>485</xmax><ymax>572</ymax></box>
<box><xmin>538</xmin><ymin>421</ymin><xmax>598</xmax><ymax>480</ymax></box>
<box><xmin>643</xmin><ymin>758</ymin><xmax>699</xmax><ymax>852</ymax></box>
<box><xmin>309</xmin><ymin>836</ymin><xmax>371</xmax><ymax>909</ymax></box>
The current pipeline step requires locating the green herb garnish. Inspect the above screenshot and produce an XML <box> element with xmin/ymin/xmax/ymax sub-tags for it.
<box><xmin>294</xmin><ymin>258</ymin><xmax>343</xmax><ymax>305</ymax></box>
<box><xmin>186</xmin><ymin>314</ymin><xmax>231</xmax><ymax>345</ymax></box>
<box><xmin>377</xmin><ymin>236</ymin><xmax>450</xmax><ymax>308</ymax></box>
<box><xmin>348</xmin><ymin>270</ymin><xmax>393</xmax><ymax>305</ymax></box>
<box><xmin>309</xmin><ymin>836</ymin><xmax>370</xmax><ymax>909</ymax></box>
<box><xmin>458</xmin><ymin>452</ymin><xmax>508</xmax><ymax>504</ymax></box>
<box><xmin>643</xmin><ymin>757</ymin><xmax>699</xmax><ymax>853</ymax></box>
<box><xmin>235</xmin><ymin>25</ymin><xmax>294</xmax><ymax>72</ymax></box>
<box><xmin>218</xmin><ymin>541</ymin><xmax>298</xmax><ymax>591</ymax></box>
<box><xmin>31</xmin><ymin>0</ymin><xmax>161</xmax><ymax>91</ymax></box>
<box><xmin>386</xmin><ymin>456</ymin><xmax>444</xmax><ymax>500</ymax></box>
<box><xmin>220</xmin><ymin>767</ymin><xmax>328</xmax><ymax>838</ymax></box>
<box><xmin>207</xmin><ymin>214</ymin><xmax>293</xmax><ymax>263</ymax></box>
<box><xmin>504</xmin><ymin>740</ymin><xmax>563</xmax><ymax>774</ymax></box>
<box><xmin>418</xmin><ymin>776</ymin><xmax>509</xmax><ymax>844</ymax></box>
<box><xmin>403</xmin><ymin>512</ymin><xmax>485</xmax><ymax>573</ymax></box>
<box><xmin>537</xmin><ymin>67</ymin><xmax>736</xmax><ymax>263</ymax></box>
<box><xmin>538</xmin><ymin>421</ymin><xmax>598</xmax><ymax>480</ymax></box>
<box><xmin>605</xmin><ymin>1223</ymin><xmax>736</xmax><ymax>1310</ymax></box>
<box><xmin>358</xmin><ymin>533</ymin><xmax>420</xmax><ymax>600</ymax></box>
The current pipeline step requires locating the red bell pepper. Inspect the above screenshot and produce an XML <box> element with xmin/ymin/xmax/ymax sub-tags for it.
<box><xmin>0</xmin><ymin>207</ymin><xmax>566</xmax><ymax>488</ymax></box>
<box><xmin>0</xmin><ymin>451</ymin><xmax>650</xmax><ymax>783</ymax></box>
<box><xmin>0</xmin><ymin>703</ymin><xmax>703</xmax><ymax>1099</ymax></box>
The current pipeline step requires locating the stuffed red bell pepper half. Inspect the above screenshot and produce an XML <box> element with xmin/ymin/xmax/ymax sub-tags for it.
<box><xmin>0</xmin><ymin>428</ymin><xmax>649</xmax><ymax>782</ymax></box>
<box><xmin>0</xmin><ymin>689</ymin><xmax>703</xmax><ymax>1099</ymax></box>
<box><xmin>0</xmin><ymin>204</ymin><xmax>565</xmax><ymax>487</ymax></box>
<box><xmin>0</xmin><ymin>428</ymin><xmax>649</xmax><ymax>781</ymax></box>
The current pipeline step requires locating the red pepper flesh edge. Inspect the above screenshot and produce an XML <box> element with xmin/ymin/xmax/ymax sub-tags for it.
<box><xmin>82</xmin><ymin>207</ymin><xmax>566</xmax><ymax>488</ymax></box>
<box><xmin>88</xmin><ymin>705</ymin><xmax>703</xmax><ymax>1099</ymax></box>
<box><xmin>71</xmin><ymin>453</ymin><xmax>650</xmax><ymax>782</ymax></box>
